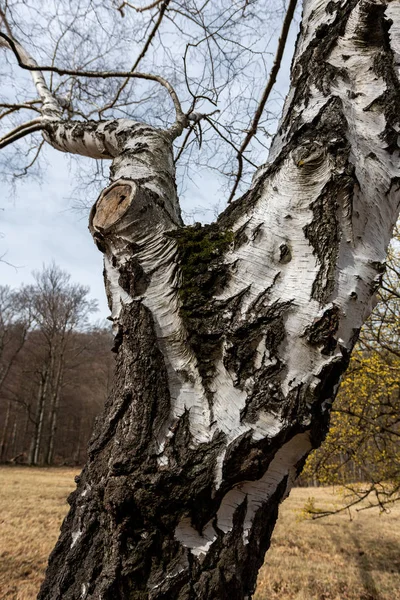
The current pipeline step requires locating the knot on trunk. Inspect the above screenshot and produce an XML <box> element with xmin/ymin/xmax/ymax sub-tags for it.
<box><xmin>91</xmin><ymin>181</ymin><xmax>135</xmax><ymax>234</ymax></box>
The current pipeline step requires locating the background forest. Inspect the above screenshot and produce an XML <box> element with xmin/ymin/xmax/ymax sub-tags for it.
<box><xmin>0</xmin><ymin>263</ymin><xmax>114</xmax><ymax>466</ymax></box>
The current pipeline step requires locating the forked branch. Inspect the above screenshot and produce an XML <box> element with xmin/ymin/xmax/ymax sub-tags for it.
<box><xmin>0</xmin><ymin>30</ymin><xmax>186</xmax><ymax>137</ymax></box>
<box><xmin>117</xmin><ymin>0</ymin><xmax>165</xmax><ymax>17</ymax></box>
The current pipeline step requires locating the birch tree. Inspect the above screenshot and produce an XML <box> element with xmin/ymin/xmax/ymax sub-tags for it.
<box><xmin>1</xmin><ymin>0</ymin><xmax>400</xmax><ymax>598</ymax></box>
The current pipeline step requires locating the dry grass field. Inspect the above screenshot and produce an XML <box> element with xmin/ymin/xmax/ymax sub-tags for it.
<box><xmin>254</xmin><ymin>487</ymin><xmax>400</xmax><ymax>600</ymax></box>
<box><xmin>0</xmin><ymin>467</ymin><xmax>399</xmax><ymax>600</ymax></box>
<box><xmin>0</xmin><ymin>467</ymin><xmax>77</xmax><ymax>600</ymax></box>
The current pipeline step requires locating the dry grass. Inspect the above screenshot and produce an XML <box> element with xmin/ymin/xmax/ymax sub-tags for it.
<box><xmin>0</xmin><ymin>468</ymin><xmax>399</xmax><ymax>599</ymax></box>
<box><xmin>255</xmin><ymin>487</ymin><xmax>400</xmax><ymax>600</ymax></box>
<box><xmin>0</xmin><ymin>466</ymin><xmax>77</xmax><ymax>600</ymax></box>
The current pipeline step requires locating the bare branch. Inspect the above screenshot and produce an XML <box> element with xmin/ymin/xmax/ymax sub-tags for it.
<box><xmin>175</xmin><ymin>125</ymin><xmax>195</xmax><ymax>163</ymax></box>
<box><xmin>13</xmin><ymin>139</ymin><xmax>45</xmax><ymax>178</ymax></box>
<box><xmin>228</xmin><ymin>0</ymin><xmax>298</xmax><ymax>202</ymax></box>
<box><xmin>205</xmin><ymin>116</ymin><xmax>257</xmax><ymax>168</ymax></box>
<box><xmin>0</xmin><ymin>100</ymin><xmax>41</xmax><ymax>119</ymax></box>
<box><xmin>0</xmin><ymin>30</ymin><xmax>186</xmax><ymax>137</ymax></box>
<box><xmin>183</xmin><ymin>41</ymin><xmax>218</xmax><ymax>106</ymax></box>
<box><xmin>117</xmin><ymin>0</ymin><xmax>165</xmax><ymax>17</ymax></box>
<box><xmin>0</xmin><ymin>9</ymin><xmax>62</xmax><ymax>119</ymax></box>
<box><xmin>0</xmin><ymin>118</ymin><xmax>46</xmax><ymax>149</ymax></box>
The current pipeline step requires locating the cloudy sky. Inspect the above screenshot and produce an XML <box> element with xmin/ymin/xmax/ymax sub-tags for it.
<box><xmin>0</xmin><ymin>8</ymin><xmax>300</xmax><ymax>322</ymax></box>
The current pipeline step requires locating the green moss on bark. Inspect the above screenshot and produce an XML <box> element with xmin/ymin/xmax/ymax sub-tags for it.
<box><xmin>169</xmin><ymin>223</ymin><xmax>233</xmax><ymax>314</ymax></box>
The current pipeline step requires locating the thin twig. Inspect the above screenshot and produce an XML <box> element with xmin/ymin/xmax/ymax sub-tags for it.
<box><xmin>100</xmin><ymin>0</ymin><xmax>171</xmax><ymax>117</ymax></box>
<box><xmin>14</xmin><ymin>140</ymin><xmax>45</xmax><ymax>178</ymax></box>
<box><xmin>0</xmin><ymin>101</ymin><xmax>41</xmax><ymax>119</ymax></box>
<box><xmin>205</xmin><ymin>117</ymin><xmax>257</xmax><ymax>168</ymax></box>
<box><xmin>175</xmin><ymin>125</ymin><xmax>195</xmax><ymax>163</ymax></box>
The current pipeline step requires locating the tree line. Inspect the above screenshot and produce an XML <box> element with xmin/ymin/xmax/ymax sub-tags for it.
<box><xmin>0</xmin><ymin>263</ymin><xmax>114</xmax><ymax>466</ymax></box>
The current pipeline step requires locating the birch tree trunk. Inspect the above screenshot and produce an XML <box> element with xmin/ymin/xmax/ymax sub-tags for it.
<box><xmin>45</xmin><ymin>352</ymin><xmax>64</xmax><ymax>465</ymax></box>
<box><xmin>36</xmin><ymin>0</ymin><xmax>400</xmax><ymax>597</ymax></box>
<box><xmin>0</xmin><ymin>398</ymin><xmax>11</xmax><ymax>460</ymax></box>
<box><xmin>10</xmin><ymin>418</ymin><xmax>17</xmax><ymax>459</ymax></box>
<box><xmin>29</xmin><ymin>358</ymin><xmax>51</xmax><ymax>466</ymax></box>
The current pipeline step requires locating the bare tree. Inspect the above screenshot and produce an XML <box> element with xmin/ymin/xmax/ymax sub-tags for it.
<box><xmin>0</xmin><ymin>274</ymin><xmax>111</xmax><ymax>466</ymax></box>
<box><xmin>20</xmin><ymin>263</ymin><xmax>97</xmax><ymax>465</ymax></box>
<box><xmin>0</xmin><ymin>286</ymin><xmax>31</xmax><ymax>390</ymax></box>
<box><xmin>1</xmin><ymin>0</ymin><xmax>400</xmax><ymax>598</ymax></box>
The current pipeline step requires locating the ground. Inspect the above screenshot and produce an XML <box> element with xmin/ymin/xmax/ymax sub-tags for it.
<box><xmin>0</xmin><ymin>467</ymin><xmax>399</xmax><ymax>600</ymax></box>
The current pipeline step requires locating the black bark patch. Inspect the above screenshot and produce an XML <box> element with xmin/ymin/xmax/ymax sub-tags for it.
<box><xmin>279</xmin><ymin>243</ymin><xmax>292</xmax><ymax>263</ymax></box>
<box><xmin>372</xmin><ymin>51</ymin><xmax>400</xmax><ymax>152</ymax></box>
<box><xmin>118</xmin><ymin>249</ymin><xmax>150</xmax><ymax>297</ymax></box>
<box><xmin>305</xmin><ymin>304</ymin><xmax>340</xmax><ymax>355</ymax></box>
<box><xmin>222</xmin><ymin>431</ymin><xmax>265</xmax><ymax>485</ymax></box>
<box><xmin>224</xmin><ymin>300</ymin><xmax>291</xmax><ymax>387</ymax></box>
<box><xmin>241</xmin><ymin>363</ymin><xmax>285</xmax><ymax>424</ymax></box>
<box><xmin>303</xmin><ymin>178</ymin><xmax>341</xmax><ymax>303</ymax></box>
<box><xmin>233</xmin><ymin>219</ymin><xmax>251</xmax><ymax>249</ymax></box>
<box><xmin>354</xmin><ymin>1</ymin><xmax>389</xmax><ymax>49</ymax></box>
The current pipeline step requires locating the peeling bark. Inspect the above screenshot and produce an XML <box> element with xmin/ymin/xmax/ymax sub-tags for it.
<box><xmin>38</xmin><ymin>1</ymin><xmax>400</xmax><ymax>598</ymax></box>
